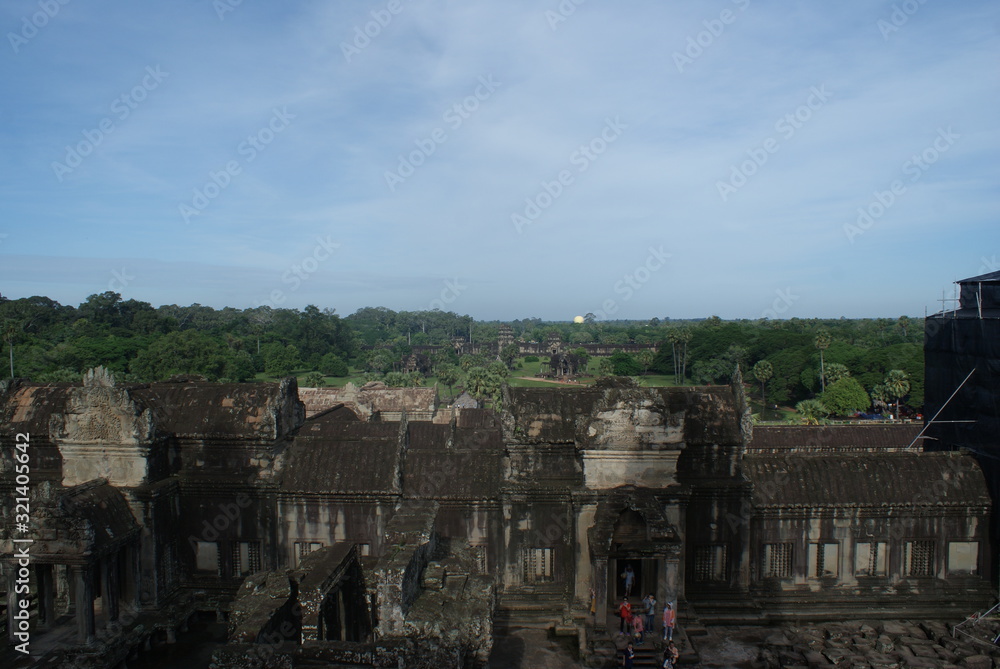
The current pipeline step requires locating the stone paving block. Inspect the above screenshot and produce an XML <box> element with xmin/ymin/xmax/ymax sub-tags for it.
<box><xmin>878</xmin><ymin>636</ymin><xmax>897</xmax><ymax>653</ymax></box>
<box><xmin>882</xmin><ymin>623</ymin><xmax>911</xmax><ymax>636</ymax></box>
<box><xmin>961</xmin><ymin>656</ymin><xmax>993</xmax><ymax>669</ymax></box>
<box><xmin>911</xmin><ymin>645</ymin><xmax>940</xmax><ymax>658</ymax></box>
<box><xmin>824</xmin><ymin>648</ymin><xmax>849</xmax><ymax>665</ymax></box>
<box><xmin>902</xmin><ymin>656</ymin><xmax>942</xmax><ymax>668</ymax></box>
<box><xmin>804</xmin><ymin>650</ymin><xmax>828</xmax><ymax>664</ymax></box>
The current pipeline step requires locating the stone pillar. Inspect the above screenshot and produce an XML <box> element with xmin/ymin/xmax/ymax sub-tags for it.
<box><xmin>663</xmin><ymin>556</ymin><xmax>681</xmax><ymax>607</ymax></box>
<box><xmin>131</xmin><ymin>544</ymin><xmax>144</xmax><ymax>608</ymax></box>
<box><xmin>73</xmin><ymin>566</ymin><xmax>96</xmax><ymax>644</ymax></box>
<box><xmin>593</xmin><ymin>557</ymin><xmax>608</xmax><ymax>628</ymax></box>
<box><xmin>101</xmin><ymin>556</ymin><xmax>120</xmax><ymax>623</ymax></box>
<box><xmin>37</xmin><ymin>564</ymin><xmax>56</xmax><ymax>629</ymax></box>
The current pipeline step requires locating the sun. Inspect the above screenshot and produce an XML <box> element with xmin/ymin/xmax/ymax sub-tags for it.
<box><xmin>573</xmin><ymin>315</ymin><xmax>585</xmax><ymax>324</ymax></box>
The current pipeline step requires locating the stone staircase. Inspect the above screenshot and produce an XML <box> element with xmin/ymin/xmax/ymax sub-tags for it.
<box><xmin>617</xmin><ymin>643</ymin><xmax>662</xmax><ymax>667</ymax></box>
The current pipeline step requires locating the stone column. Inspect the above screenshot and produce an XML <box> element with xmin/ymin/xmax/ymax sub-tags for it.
<box><xmin>37</xmin><ymin>564</ymin><xmax>56</xmax><ymax>629</ymax></box>
<box><xmin>73</xmin><ymin>566</ymin><xmax>96</xmax><ymax>644</ymax></box>
<box><xmin>131</xmin><ymin>543</ymin><xmax>143</xmax><ymax>608</ymax></box>
<box><xmin>593</xmin><ymin>557</ymin><xmax>608</xmax><ymax>628</ymax></box>
<box><xmin>663</xmin><ymin>558</ymin><xmax>679</xmax><ymax>603</ymax></box>
<box><xmin>101</xmin><ymin>556</ymin><xmax>120</xmax><ymax>623</ymax></box>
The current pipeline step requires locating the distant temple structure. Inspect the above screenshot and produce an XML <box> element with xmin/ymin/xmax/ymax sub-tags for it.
<box><xmin>0</xmin><ymin>364</ymin><xmax>992</xmax><ymax>666</ymax></box>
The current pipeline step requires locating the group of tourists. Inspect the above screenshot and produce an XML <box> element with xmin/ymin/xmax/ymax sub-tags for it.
<box><xmin>612</xmin><ymin>565</ymin><xmax>681</xmax><ymax>667</ymax></box>
<box><xmin>617</xmin><ymin>595</ymin><xmax>675</xmax><ymax>642</ymax></box>
<box><xmin>616</xmin><ymin>594</ymin><xmax>679</xmax><ymax>667</ymax></box>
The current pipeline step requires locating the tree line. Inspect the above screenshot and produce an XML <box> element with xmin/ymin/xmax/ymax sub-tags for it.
<box><xmin>0</xmin><ymin>294</ymin><xmax>924</xmax><ymax>413</ymax></box>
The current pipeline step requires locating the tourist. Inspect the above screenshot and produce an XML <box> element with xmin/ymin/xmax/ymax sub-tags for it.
<box><xmin>662</xmin><ymin>640</ymin><xmax>679</xmax><ymax>668</ymax></box>
<box><xmin>623</xmin><ymin>642</ymin><xmax>635</xmax><ymax>668</ymax></box>
<box><xmin>631</xmin><ymin>612</ymin><xmax>644</xmax><ymax>644</ymax></box>
<box><xmin>662</xmin><ymin>601</ymin><xmax>675</xmax><ymax>641</ymax></box>
<box><xmin>622</xmin><ymin>564</ymin><xmax>635</xmax><ymax>597</ymax></box>
<box><xmin>618</xmin><ymin>597</ymin><xmax>632</xmax><ymax>635</ymax></box>
<box><xmin>643</xmin><ymin>592</ymin><xmax>656</xmax><ymax>634</ymax></box>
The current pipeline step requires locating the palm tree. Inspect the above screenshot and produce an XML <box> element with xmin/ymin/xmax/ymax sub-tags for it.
<box><xmin>666</xmin><ymin>330</ymin><xmax>680</xmax><ymax>381</ymax></box>
<box><xmin>436</xmin><ymin>365</ymin><xmax>459</xmax><ymax>400</ymax></box>
<box><xmin>814</xmin><ymin>330</ymin><xmax>832</xmax><ymax>393</ymax></box>
<box><xmin>676</xmin><ymin>327</ymin><xmax>692</xmax><ymax>384</ymax></box>
<box><xmin>795</xmin><ymin>399</ymin><xmax>829</xmax><ymax>425</ymax></box>
<box><xmin>822</xmin><ymin>363</ymin><xmax>850</xmax><ymax>387</ymax></box>
<box><xmin>752</xmin><ymin>360</ymin><xmax>773</xmax><ymax>419</ymax></box>
<box><xmin>636</xmin><ymin>349</ymin><xmax>654</xmax><ymax>376</ymax></box>
<box><xmin>883</xmin><ymin>369</ymin><xmax>910</xmax><ymax>419</ymax></box>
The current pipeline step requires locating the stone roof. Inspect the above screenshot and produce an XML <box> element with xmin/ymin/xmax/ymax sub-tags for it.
<box><xmin>298</xmin><ymin>384</ymin><xmax>438</xmax><ymax>419</ymax></box>
<box><xmin>403</xmin><ymin>422</ymin><xmax>503</xmax><ymax>499</ymax></box>
<box><xmin>503</xmin><ymin>385</ymin><xmax>742</xmax><ymax>448</ymax></box>
<box><xmin>0</xmin><ymin>479</ymin><xmax>140</xmax><ymax>563</ymax></box>
<box><xmin>452</xmin><ymin>392</ymin><xmax>478</xmax><ymax>409</ymax></box>
<box><xmin>1</xmin><ymin>382</ymin><xmax>73</xmax><ymax>439</ymax></box>
<box><xmin>130</xmin><ymin>378</ymin><xmax>303</xmax><ymax>440</ymax></box>
<box><xmin>281</xmin><ymin>420</ymin><xmax>403</xmax><ymax>495</ymax></box>
<box><xmin>749</xmin><ymin>424</ymin><xmax>923</xmax><ymax>452</ymax></box>
<box><xmin>959</xmin><ymin>270</ymin><xmax>1000</xmax><ymax>283</ymax></box>
<box><xmin>743</xmin><ymin>452</ymin><xmax>990</xmax><ymax>508</ymax></box>
<box><xmin>456</xmin><ymin>409</ymin><xmax>497</xmax><ymax>429</ymax></box>
<box><xmin>0</xmin><ymin>377</ymin><xmax>304</xmax><ymax>443</ymax></box>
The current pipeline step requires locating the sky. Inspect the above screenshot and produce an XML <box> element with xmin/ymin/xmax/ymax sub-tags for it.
<box><xmin>0</xmin><ymin>0</ymin><xmax>997</xmax><ymax>321</ymax></box>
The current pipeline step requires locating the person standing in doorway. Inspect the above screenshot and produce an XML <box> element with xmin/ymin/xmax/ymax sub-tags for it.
<box><xmin>622</xmin><ymin>564</ymin><xmax>635</xmax><ymax>597</ymax></box>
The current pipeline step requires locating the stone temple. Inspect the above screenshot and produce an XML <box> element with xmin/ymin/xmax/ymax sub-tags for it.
<box><xmin>0</xmin><ymin>364</ymin><xmax>994</xmax><ymax>667</ymax></box>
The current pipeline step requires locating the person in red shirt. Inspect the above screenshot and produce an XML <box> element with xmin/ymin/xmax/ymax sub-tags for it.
<box><xmin>618</xmin><ymin>597</ymin><xmax>632</xmax><ymax>635</ymax></box>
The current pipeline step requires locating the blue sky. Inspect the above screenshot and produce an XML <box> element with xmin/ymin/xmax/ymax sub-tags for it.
<box><xmin>0</xmin><ymin>0</ymin><xmax>997</xmax><ymax>320</ymax></box>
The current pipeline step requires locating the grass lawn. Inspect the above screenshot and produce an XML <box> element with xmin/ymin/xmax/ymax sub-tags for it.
<box><xmin>257</xmin><ymin>359</ymin><xmax>688</xmax><ymax>392</ymax></box>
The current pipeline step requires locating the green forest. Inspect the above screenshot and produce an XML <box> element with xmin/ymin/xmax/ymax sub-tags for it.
<box><xmin>0</xmin><ymin>292</ymin><xmax>924</xmax><ymax>421</ymax></box>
